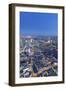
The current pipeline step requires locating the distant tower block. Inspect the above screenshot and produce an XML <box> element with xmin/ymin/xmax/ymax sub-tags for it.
<box><xmin>47</xmin><ymin>37</ymin><xmax>52</xmax><ymax>44</ymax></box>
<box><xmin>30</xmin><ymin>38</ymin><xmax>33</xmax><ymax>43</ymax></box>
<box><xmin>25</xmin><ymin>40</ymin><xmax>28</xmax><ymax>42</ymax></box>
<box><xmin>28</xmin><ymin>48</ymin><xmax>34</xmax><ymax>56</ymax></box>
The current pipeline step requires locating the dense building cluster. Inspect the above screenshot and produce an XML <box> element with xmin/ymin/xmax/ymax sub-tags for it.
<box><xmin>20</xmin><ymin>35</ymin><xmax>58</xmax><ymax>77</ymax></box>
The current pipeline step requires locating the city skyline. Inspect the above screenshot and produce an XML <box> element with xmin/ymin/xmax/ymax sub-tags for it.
<box><xmin>20</xmin><ymin>12</ymin><xmax>58</xmax><ymax>36</ymax></box>
<box><xmin>20</xmin><ymin>12</ymin><xmax>58</xmax><ymax>77</ymax></box>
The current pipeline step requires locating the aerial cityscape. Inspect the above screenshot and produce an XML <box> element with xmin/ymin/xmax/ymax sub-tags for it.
<box><xmin>20</xmin><ymin>12</ymin><xmax>58</xmax><ymax>77</ymax></box>
<box><xmin>20</xmin><ymin>35</ymin><xmax>58</xmax><ymax>77</ymax></box>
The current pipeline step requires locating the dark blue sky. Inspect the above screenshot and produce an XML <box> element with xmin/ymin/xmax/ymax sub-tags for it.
<box><xmin>20</xmin><ymin>12</ymin><xmax>58</xmax><ymax>36</ymax></box>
